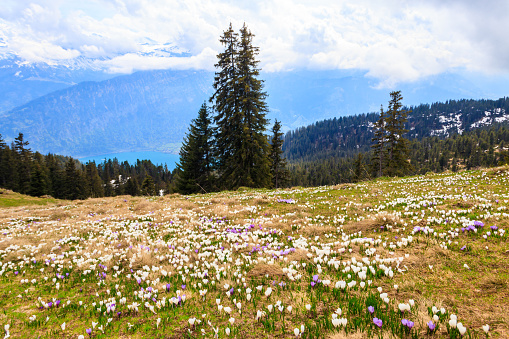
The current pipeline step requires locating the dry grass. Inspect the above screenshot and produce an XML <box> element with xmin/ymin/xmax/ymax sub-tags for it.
<box><xmin>247</xmin><ymin>263</ymin><xmax>285</xmax><ymax>279</ymax></box>
<box><xmin>343</xmin><ymin>212</ymin><xmax>400</xmax><ymax>233</ymax></box>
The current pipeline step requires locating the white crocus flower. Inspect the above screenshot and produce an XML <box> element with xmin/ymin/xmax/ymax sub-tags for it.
<box><xmin>457</xmin><ymin>322</ymin><xmax>466</xmax><ymax>335</ymax></box>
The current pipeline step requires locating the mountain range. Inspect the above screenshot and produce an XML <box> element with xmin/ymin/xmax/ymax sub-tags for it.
<box><xmin>0</xmin><ymin>55</ymin><xmax>508</xmax><ymax>158</ymax></box>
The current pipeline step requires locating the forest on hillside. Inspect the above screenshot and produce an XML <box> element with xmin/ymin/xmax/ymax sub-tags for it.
<box><xmin>0</xmin><ymin>133</ymin><xmax>173</xmax><ymax>199</ymax></box>
<box><xmin>283</xmin><ymin>97</ymin><xmax>509</xmax><ymax>162</ymax></box>
<box><xmin>288</xmin><ymin>124</ymin><xmax>509</xmax><ymax>187</ymax></box>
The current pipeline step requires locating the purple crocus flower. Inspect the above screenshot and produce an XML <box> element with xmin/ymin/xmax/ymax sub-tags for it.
<box><xmin>402</xmin><ymin>319</ymin><xmax>414</xmax><ymax>328</ymax></box>
<box><xmin>474</xmin><ymin>221</ymin><xmax>484</xmax><ymax>227</ymax></box>
<box><xmin>490</xmin><ymin>225</ymin><xmax>498</xmax><ymax>230</ymax></box>
<box><xmin>313</xmin><ymin>275</ymin><xmax>319</xmax><ymax>282</ymax></box>
<box><xmin>427</xmin><ymin>320</ymin><xmax>436</xmax><ymax>331</ymax></box>
<box><xmin>56</xmin><ymin>300</ymin><xmax>61</xmax><ymax>307</ymax></box>
<box><xmin>166</xmin><ymin>283</ymin><xmax>171</xmax><ymax>292</ymax></box>
<box><xmin>310</xmin><ymin>282</ymin><xmax>316</xmax><ymax>287</ymax></box>
<box><xmin>229</xmin><ymin>287</ymin><xmax>234</xmax><ymax>295</ymax></box>
<box><xmin>86</xmin><ymin>328</ymin><xmax>92</xmax><ymax>335</ymax></box>
<box><xmin>461</xmin><ymin>246</ymin><xmax>466</xmax><ymax>251</ymax></box>
<box><xmin>368</xmin><ymin>306</ymin><xmax>375</xmax><ymax>314</ymax></box>
<box><xmin>373</xmin><ymin>317</ymin><xmax>383</xmax><ymax>328</ymax></box>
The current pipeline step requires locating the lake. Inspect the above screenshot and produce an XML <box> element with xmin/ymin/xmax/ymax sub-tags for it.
<box><xmin>77</xmin><ymin>151</ymin><xmax>180</xmax><ymax>170</ymax></box>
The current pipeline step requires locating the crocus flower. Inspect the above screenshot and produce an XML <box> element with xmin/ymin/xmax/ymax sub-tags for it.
<box><xmin>402</xmin><ymin>319</ymin><xmax>414</xmax><ymax>329</ymax></box>
<box><xmin>428</xmin><ymin>320</ymin><xmax>436</xmax><ymax>331</ymax></box>
<box><xmin>373</xmin><ymin>318</ymin><xmax>383</xmax><ymax>328</ymax></box>
<box><xmin>86</xmin><ymin>328</ymin><xmax>92</xmax><ymax>335</ymax></box>
<box><xmin>368</xmin><ymin>306</ymin><xmax>374</xmax><ymax>314</ymax></box>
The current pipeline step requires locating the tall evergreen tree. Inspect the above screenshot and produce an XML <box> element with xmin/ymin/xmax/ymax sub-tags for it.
<box><xmin>14</xmin><ymin>133</ymin><xmax>32</xmax><ymax>194</ymax></box>
<box><xmin>371</xmin><ymin>105</ymin><xmax>386</xmax><ymax>177</ymax></box>
<box><xmin>63</xmin><ymin>158</ymin><xmax>85</xmax><ymax>200</ymax></box>
<box><xmin>269</xmin><ymin>119</ymin><xmax>289</xmax><ymax>188</ymax></box>
<box><xmin>210</xmin><ymin>23</ymin><xmax>239</xmax><ymax>190</ymax></box>
<box><xmin>125</xmin><ymin>177</ymin><xmax>141</xmax><ymax>196</ymax></box>
<box><xmin>353</xmin><ymin>153</ymin><xmax>365</xmax><ymax>183</ymax></box>
<box><xmin>210</xmin><ymin>23</ymin><xmax>271</xmax><ymax>189</ymax></box>
<box><xmin>30</xmin><ymin>162</ymin><xmax>48</xmax><ymax>197</ymax></box>
<box><xmin>141</xmin><ymin>175</ymin><xmax>156</xmax><ymax>196</ymax></box>
<box><xmin>384</xmin><ymin>91</ymin><xmax>412</xmax><ymax>176</ymax></box>
<box><xmin>176</xmin><ymin>103</ymin><xmax>214</xmax><ymax>194</ymax></box>
<box><xmin>236</xmin><ymin>23</ymin><xmax>271</xmax><ymax>188</ymax></box>
<box><xmin>85</xmin><ymin>161</ymin><xmax>104</xmax><ymax>198</ymax></box>
<box><xmin>45</xmin><ymin>154</ymin><xmax>64</xmax><ymax>198</ymax></box>
<box><xmin>0</xmin><ymin>134</ymin><xmax>11</xmax><ymax>188</ymax></box>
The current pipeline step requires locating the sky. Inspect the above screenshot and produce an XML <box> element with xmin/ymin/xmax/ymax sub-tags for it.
<box><xmin>1</xmin><ymin>0</ymin><xmax>509</xmax><ymax>87</ymax></box>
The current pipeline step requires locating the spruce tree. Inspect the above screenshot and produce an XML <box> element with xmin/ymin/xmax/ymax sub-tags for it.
<box><xmin>0</xmin><ymin>134</ymin><xmax>11</xmax><ymax>188</ymax></box>
<box><xmin>269</xmin><ymin>119</ymin><xmax>290</xmax><ymax>188</ymax></box>
<box><xmin>210</xmin><ymin>23</ymin><xmax>271</xmax><ymax>189</ymax></box>
<box><xmin>141</xmin><ymin>175</ymin><xmax>156</xmax><ymax>196</ymax></box>
<box><xmin>371</xmin><ymin>105</ymin><xmax>386</xmax><ymax>177</ymax></box>
<box><xmin>353</xmin><ymin>153</ymin><xmax>365</xmax><ymax>182</ymax></box>
<box><xmin>176</xmin><ymin>103</ymin><xmax>213</xmax><ymax>194</ymax></box>
<box><xmin>210</xmin><ymin>23</ymin><xmax>239</xmax><ymax>190</ymax></box>
<box><xmin>30</xmin><ymin>162</ymin><xmax>48</xmax><ymax>197</ymax></box>
<box><xmin>236</xmin><ymin>23</ymin><xmax>271</xmax><ymax>188</ymax></box>
<box><xmin>384</xmin><ymin>91</ymin><xmax>412</xmax><ymax>176</ymax></box>
<box><xmin>125</xmin><ymin>177</ymin><xmax>140</xmax><ymax>196</ymax></box>
<box><xmin>14</xmin><ymin>133</ymin><xmax>32</xmax><ymax>194</ymax></box>
<box><xmin>85</xmin><ymin>161</ymin><xmax>105</xmax><ymax>198</ymax></box>
<box><xmin>63</xmin><ymin>158</ymin><xmax>85</xmax><ymax>200</ymax></box>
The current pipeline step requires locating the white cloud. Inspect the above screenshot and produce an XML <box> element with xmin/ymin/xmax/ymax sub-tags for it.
<box><xmin>1</xmin><ymin>0</ymin><xmax>508</xmax><ymax>86</ymax></box>
<box><xmin>97</xmin><ymin>47</ymin><xmax>217</xmax><ymax>73</ymax></box>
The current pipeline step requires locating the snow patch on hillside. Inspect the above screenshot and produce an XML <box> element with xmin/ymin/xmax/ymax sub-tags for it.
<box><xmin>471</xmin><ymin>109</ymin><xmax>508</xmax><ymax>129</ymax></box>
<box><xmin>431</xmin><ymin>113</ymin><xmax>463</xmax><ymax>136</ymax></box>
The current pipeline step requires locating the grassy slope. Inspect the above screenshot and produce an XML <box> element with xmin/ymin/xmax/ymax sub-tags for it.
<box><xmin>0</xmin><ymin>167</ymin><xmax>507</xmax><ymax>338</ymax></box>
<box><xmin>0</xmin><ymin>189</ymin><xmax>60</xmax><ymax>208</ymax></box>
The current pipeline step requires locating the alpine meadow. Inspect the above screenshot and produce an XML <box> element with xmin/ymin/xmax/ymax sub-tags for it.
<box><xmin>1</xmin><ymin>17</ymin><xmax>509</xmax><ymax>339</ymax></box>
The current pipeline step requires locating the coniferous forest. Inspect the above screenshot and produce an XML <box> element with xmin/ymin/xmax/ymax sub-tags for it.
<box><xmin>0</xmin><ymin>132</ymin><xmax>173</xmax><ymax>199</ymax></box>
